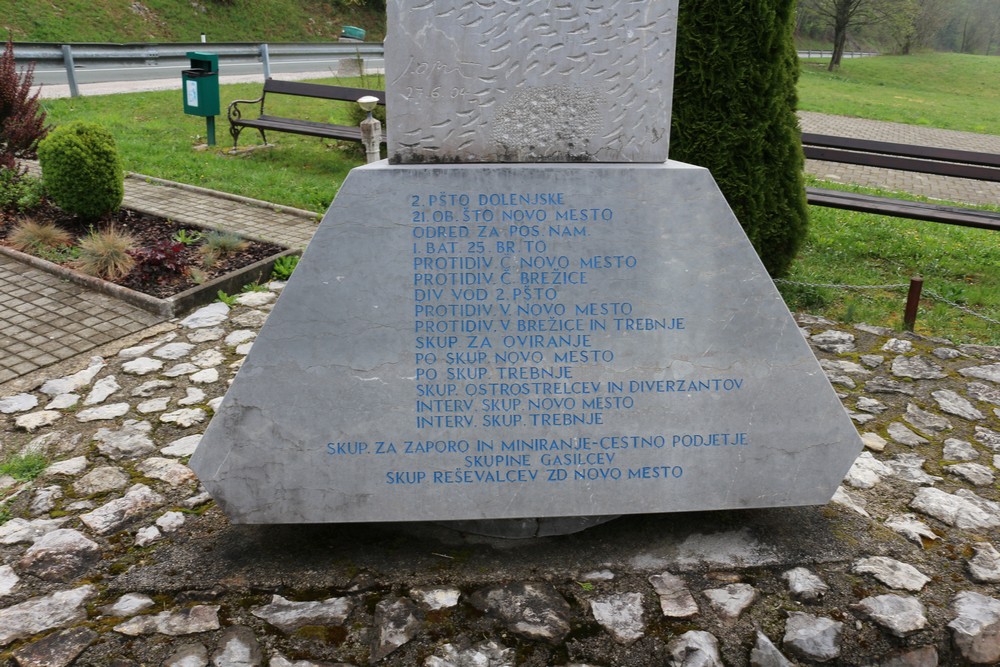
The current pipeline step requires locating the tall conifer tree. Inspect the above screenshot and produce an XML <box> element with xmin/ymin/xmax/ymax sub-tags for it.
<box><xmin>669</xmin><ymin>0</ymin><xmax>808</xmax><ymax>277</ymax></box>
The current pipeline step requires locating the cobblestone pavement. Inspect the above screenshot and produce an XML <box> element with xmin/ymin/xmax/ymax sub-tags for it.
<box><xmin>799</xmin><ymin>111</ymin><xmax>1000</xmax><ymax>206</ymax></box>
<box><xmin>1</xmin><ymin>298</ymin><xmax>999</xmax><ymax>665</ymax></box>
<box><xmin>0</xmin><ymin>174</ymin><xmax>319</xmax><ymax>389</ymax></box>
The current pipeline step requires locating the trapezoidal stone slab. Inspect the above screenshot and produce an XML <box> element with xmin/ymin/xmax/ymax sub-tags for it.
<box><xmin>386</xmin><ymin>0</ymin><xmax>678</xmax><ymax>163</ymax></box>
<box><xmin>190</xmin><ymin>162</ymin><xmax>863</xmax><ymax>524</ymax></box>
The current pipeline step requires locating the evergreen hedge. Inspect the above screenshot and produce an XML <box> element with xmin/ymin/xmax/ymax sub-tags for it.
<box><xmin>670</xmin><ymin>0</ymin><xmax>808</xmax><ymax>277</ymax></box>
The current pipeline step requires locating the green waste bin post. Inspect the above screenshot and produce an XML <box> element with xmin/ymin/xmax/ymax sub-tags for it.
<box><xmin>182</xmin><ymin>51</ymin><xmax>220</xmax><ymax>146</ymax></box>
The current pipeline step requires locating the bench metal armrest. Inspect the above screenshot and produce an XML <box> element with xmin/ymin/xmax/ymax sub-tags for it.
<box><xmin>227</xmin><ymin>94</ymin><xmax>266</xmax><ymax>123</ymax></box>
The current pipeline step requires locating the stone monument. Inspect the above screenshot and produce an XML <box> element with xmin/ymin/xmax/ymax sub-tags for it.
<box><xmin>190</xmin><ymin>0</ymin><xmax>863</xmax><ymax>532</ymax></box>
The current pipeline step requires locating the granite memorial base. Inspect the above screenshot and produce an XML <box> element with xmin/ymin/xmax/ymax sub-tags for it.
<box><xmin>190</xmin><ymin>161</ymin><xmax>863</xmax><ymax>529</ymax></box>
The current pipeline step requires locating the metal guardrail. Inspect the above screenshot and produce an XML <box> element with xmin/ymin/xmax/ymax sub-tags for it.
<box><xmin>797</xmin><ymin>50</ymin><xmax>879</xmax><ymax>59</ymax></box>
<box><xmin>13</xmin><ymin>41</ymin><xmax>385</xmax><ymax>97</ymax></box>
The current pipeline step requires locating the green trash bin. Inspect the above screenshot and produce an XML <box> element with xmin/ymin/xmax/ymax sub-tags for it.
<box><xmin>182</xmin><ymin>51</ymin><xmax>220</xmax><ymax>117</ymax></box>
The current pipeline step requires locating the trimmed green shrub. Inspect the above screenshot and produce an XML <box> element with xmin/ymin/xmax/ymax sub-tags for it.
<box><xmin>37</xmin><ymin>121</ymin><xmax>124</xmax><ymax>219</ymax></box>
<box><xmin>670</xmin><ymin>0</ymin><xmax>808</xmax><ymax>278</ymax></box>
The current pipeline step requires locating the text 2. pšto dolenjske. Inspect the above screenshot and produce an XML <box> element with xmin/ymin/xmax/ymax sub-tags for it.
<box><xmin>326</xmin><ymin>191</ymin><xmax>749</xmax><ymax>487</ymax></box>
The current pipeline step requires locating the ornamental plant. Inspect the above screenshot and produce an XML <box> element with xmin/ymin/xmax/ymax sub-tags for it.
<box><xmin>129</xmin><ymin>239</ymin><xmax>189</xmax><ymax>285</ymax></box>
<box><xmin>75</xmin><ymin>225</ymin><xmax>136</xmax><ymax>280</ymax></box>
<box><xmin>670</xmin><ymin>0</ymin><xmax>808</xmax><ymax>277</ymax></box>
<box><xmin>37</xmin><ymin>121</ymin><xmax>124</xmax><ymax>219</ymax></box>
<box><xmin>0</xmin><ymin>37</ymin><xmax>48</xmax><ymax>172</ymax></box>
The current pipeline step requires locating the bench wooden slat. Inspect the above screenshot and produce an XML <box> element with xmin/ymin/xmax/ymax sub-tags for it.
<box><xmin>805</xmin><ymin>187</ymin><xmax>1000</xmax><ymax>232</ymax></box>
<box><xmin>802</xmin><ymin>132</ymin><xmax>1000</xmax><ymax>169</ymax></box>
<box><xmin>803</xmin><ymin>145</ymin><xmax>1000</xmax><ymax>183</ymax></box>
<box><xmin>227</xmin><ymin>79</ymin><xmax>387</xmax><ymax>149</ymax></box>
<box><xmin>263</xmin><ymin>79</ymin><xmax>386</xmax><ymax>105</ymax></box>
<box><xmin>241</xmin><ymin>115</ymin><xmax>386</xmax><ymax>143</ymax></box>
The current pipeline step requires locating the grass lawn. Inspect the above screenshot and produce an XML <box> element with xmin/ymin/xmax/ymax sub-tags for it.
<box><xmin>40</xmin><ymin>78</ymin><xmax>371</xmax><ymax>213</ymax></box>
<box><xmin>31</xmin><ymin>53</ymin><xmax>1000</xmax><ymax>344</ymax></box>
<box><xmin>795</xmin><ymin>52</ymin><xmax>1000</xmax><ymax>343</ymax></box>
<box><xmin>799</xmin><ymin>52</ymin><xmax>1000</xmax><ymax>135</ymax></box>
<box><xmin>781</xmin><ymin>182</ymin><xmax>1000</xmax><ymax>345</ymax></box>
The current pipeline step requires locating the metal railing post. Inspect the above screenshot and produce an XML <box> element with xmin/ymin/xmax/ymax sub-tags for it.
<box><xmin>61</xmin><ymin>44</ymin><xmax>80</xmax><ymax>98</ymax></box>
<box><xmin>260</xmin><ymin>43</ymin><xmax>271</xmax><ymax>80</ymax></box>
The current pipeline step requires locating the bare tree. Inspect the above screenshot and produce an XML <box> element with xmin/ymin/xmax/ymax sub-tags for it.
<box><xmin>799</xmin><ymin>0</ymin><xmax>920</xmax><ymax>67</ymax></box>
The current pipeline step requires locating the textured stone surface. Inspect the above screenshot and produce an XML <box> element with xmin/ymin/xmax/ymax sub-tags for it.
<box><xmin>911</xmin><ymin>487</ymin><xmax>1000</xmax><ymax>530</ymax></box>
<box><xmin>79</xmin><ymin>484</ymin><xmax>165</xmax><ymax>535</ymax></box>
<box><xmin>386</xmin><ymin>0</ymin><xmax>678</xmax><ymax>163</ymax></box>
<box><xmin>93</xmin><ymin>420</ymin><xmax>155</xmax><ymax>459</ymax></box>
<box><xmin>782</xmin><ymin>612</ymin><xmax>842</xmax><ymax>663</ymax></box>
<box><xmin>590</xmin><ymin>592</ymin><xmax>645</xmax><ymax>644</ymax></box>
<box><xmin>180</xmin><ymin>302</ymin><xmax>229</xmax><ymax>329</ymax></box>
<box><xmin>783</xmin><ymin>567</ymin><xmax>829</xmax><ymax>603</ymax></box>
<box><xmin>853</xmin><ymin>557</ymin><xmax>930</xmax><ymax>592</ymax></box>
<box><xmin>649</xmin><ymin>572</ymin><xmax>699</xmax><ymax>618</ymax></box>
<box><xmin>968</xmin><ymin>543</ymin><xmax>1000</xmax><ymax>584</ymax></box>
<box><xmin>113</xmin><ymin>605</ymin><xmax>221</xmax><ymax>636</ymax></box>
<box><xmin>750</xmin><ymin>631</ymin><xmax>794</xmax><ymax>667</ymax></box>
<box><xmin>10</xmin><ymin>626</ymin><xmax>97</xmax><ymax>667</ymax></box>
<box><xmin>73</xmin><ymin>466</ymin><xmax>129</xmax><ymax>496</ymax></box>
<box><xmin>18</xmin><ymin>528</ymin><xmax>101</xmax><ymax>581</ymax></box>
<box><xmin>370</xmin><ymin>597</ymin><xmax>421</xmax><ymax>662</ymax></box>
<box><xmin>469</xmin><ymin>583</ymin><xmax>571</xmax><ymax>644</ymax></box>
<box><xmin>887</xmin><ymin>422</ymin><xmax>930</xmax><ymax>447</ymax></box>
<box><xmin>958</xmin><ymin>362</ymin><xmax>1000</xmax><ymax>384</ymax></box>
<box><xmin>702</xmin><ymin>583</ymin><xmax>756</xmax><ymax>621</ymax></box>
<box><xmin>0</xmin><ymin>393</ymin><xmax>38</xmax><ymax>414</ymax></box>
<box><xmin>76</xmin><ymin>402</ymin><xmax>131</xmax><ymax>422</ymax></box>
<box><xmin>667</xmin><ymin>630</ymin><xmax>722</xmax><ymax>667</ymax></box>
<box><xmin>210</xmin><ymin>626</ymin><xmax>262</xmax><ymax>667</ymax></box>
<box><xmin>892</xmin><ymin>356</ymin><xmax>947</xmax><ymax>380</ymax></box>
<box><xmin>943</xmin><ymin>438</ymin><xmax>979</xmax><ymax>461</ymax></box>
<box><xmin>949</xmin><ymin>591</ymin><xmax>1000</xmax><ymax>664</ymax></box>
<box><xmin>884</xmin><ymin>514</ymin><xmax>938</xmax><ymax>546</ymax></box>
<box><xmin>250</xmin><ymin>595</ymin><xmax>353</xmax><ymax>633</ymax></box>
<box><xmin>854</xmin><ymin>594</ymin><xmax>927</xmax><ymax>637</ymax></box>
<box><xmin>0</xmin><ymin>564</ymin><xmax>18</xmax><ymax>597</ymax></box>
<box><xmin>904</xmin><ymin>402</ymin><xmax>952</xmax><ymax>433</ymax></box>
<box><xmin>0</xmin><ymin>586</ymin><xmax>95</xmax><ymax>647</ymax></box>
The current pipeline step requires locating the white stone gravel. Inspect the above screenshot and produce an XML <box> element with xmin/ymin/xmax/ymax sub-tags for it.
<box><xmin>83</xmin><ymin>376</ymin><xmax>121</xmax><ymax>405</ymax></box>
<box><xmin>160</xmin><ymin>408</ymin><xmax>208</xmax><ymax>427</ymax></box>
<box><xmin>137</xmin><ymin>397</ymin><xmax>172</xmax><ymax>414</ymax></box>
<box><xmin>0</xmin><ymin>393</ymin><xmax>38</xmax><ymax>414</ymax></box>
<box><xmin>180</xmin><ymin>302</ymin><xmax>229</xmax><ymax>329</ymax></box>
<box><xmin>121</xmin><ymin>357</ymin><xmax>164</xmax><ymax>375</ymax></box>
<box><xmin>76</xmin><ymin>402</ymin><xmax>131</xmax><ymax>422</ymax></box>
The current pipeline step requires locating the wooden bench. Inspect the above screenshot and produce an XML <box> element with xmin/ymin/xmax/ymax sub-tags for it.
<box><xmin>801</xmin><ymin>133</ymin><xmax>1000</xmax><ymax>232</ymax></box>
<box><xmin>227</xmin><ymin>78</ymin><xmax>386</xmax><ymax>150</ymax></box>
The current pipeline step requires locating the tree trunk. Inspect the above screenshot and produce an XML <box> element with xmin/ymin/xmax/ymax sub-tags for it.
<box><xmin>829</xmin><ymin>25</ymin><xmax>848</xmax><ymax>69</ymax></box>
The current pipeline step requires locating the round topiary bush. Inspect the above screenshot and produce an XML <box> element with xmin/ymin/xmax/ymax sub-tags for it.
<box><xmin>37</xmin><ymin>121</ymin><xmax>124</xmax><ymax>219</ymax></box>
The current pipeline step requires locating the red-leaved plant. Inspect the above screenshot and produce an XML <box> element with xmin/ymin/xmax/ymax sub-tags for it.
<box><xmin>129</xmin><ymin>240</ymin><xmax>190</xmax><ymax>285</ymax></box>
<box><xmin>0</xmin><ymin>37</ymin><xmax>48</xmax><ymax>172</ymax></box>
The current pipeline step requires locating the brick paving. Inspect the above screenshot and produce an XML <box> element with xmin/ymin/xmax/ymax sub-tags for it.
<box><xmin>1</xmin><ymin>174</ymin><xmax>320</xmax><ymax>388</ymax></box>
<box><xmin>0</xmin><ymin>257</ymin><xmax>162</xmax><ymax>385</ymax></box>
<box><xmin>799</xmin><ymin>111</ymin><xmax>1000</xmax><ymax>206</ymax></box>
